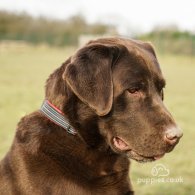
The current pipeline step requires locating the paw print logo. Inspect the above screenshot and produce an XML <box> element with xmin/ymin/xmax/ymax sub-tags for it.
<box><xmin>151</xmin><ymin>164</ymin><xmax>170</xmax><ymax>177</ymax></box>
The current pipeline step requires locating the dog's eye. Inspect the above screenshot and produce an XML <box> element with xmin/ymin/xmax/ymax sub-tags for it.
<box><xmin>128</xmin><ymin>87</ymin><xmax>140</xmax><ymax>94</ymax></box>
<box><xmin>127</xmin><ymin>82</ymin><xmax>145</xmax><ymax>95</ymax></box>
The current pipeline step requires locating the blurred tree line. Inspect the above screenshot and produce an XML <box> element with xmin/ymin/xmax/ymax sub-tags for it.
<box><xmin>138</xmin><ymin>25</ymin><xmax>195</xmax><ymax>56</ymax></box>
<box><xmin>0</xmin><ymin>10</ymin><xmax>195</xmax><ymax>55</ymax></box>
<box><xmin>0</xmin><ymin>10</ymin><xmax>117</xmax><ymax>46</ymax></box>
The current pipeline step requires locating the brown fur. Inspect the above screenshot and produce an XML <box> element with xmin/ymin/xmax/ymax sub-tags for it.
<box><xmin>0</xmin><ymin>37</ymin><xmax>182</xmax><ymax>195</ymax></box>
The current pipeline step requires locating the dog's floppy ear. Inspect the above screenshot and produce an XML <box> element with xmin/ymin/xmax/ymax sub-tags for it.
<box><xmin>63</xmin><ymin>43</ymin><xmax>121</xmax><ymax>116</ymax></box>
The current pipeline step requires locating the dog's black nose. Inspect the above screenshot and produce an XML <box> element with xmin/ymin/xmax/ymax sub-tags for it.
<box><xmin>164</xmin><ymin>127</ymin><xmax>183</xmax><ymax>145</ymax></box>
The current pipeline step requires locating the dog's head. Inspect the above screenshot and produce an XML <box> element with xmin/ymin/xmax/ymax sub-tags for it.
<box><xmin>61</xmin><ymin>38</ymin><xmax>182</xmax><ymax>162</ymax></box>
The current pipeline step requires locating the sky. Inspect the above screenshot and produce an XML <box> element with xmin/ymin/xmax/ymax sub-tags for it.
<box><xmin>0</xmin><ymin>0</ymin><xmax>195</xmax><ymax>35</ymax></box>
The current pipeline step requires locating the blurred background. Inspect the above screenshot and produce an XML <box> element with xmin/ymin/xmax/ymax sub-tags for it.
<box><xmin>0</xmin><ymin>0</ymin><xmax>195</xmax><ymax>194</ymax></box>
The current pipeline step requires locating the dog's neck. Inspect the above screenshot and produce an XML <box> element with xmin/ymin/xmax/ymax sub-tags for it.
<box><xmin>41</xmin><ymin>99</ymin><xmax>106</xmax><ymax>148</ymax></box>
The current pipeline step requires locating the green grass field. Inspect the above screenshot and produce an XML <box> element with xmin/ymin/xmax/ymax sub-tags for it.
<box><xmin>0</xmin><ymin>45</ymin><xmax>195</xmax><ymax>194</ymax></box>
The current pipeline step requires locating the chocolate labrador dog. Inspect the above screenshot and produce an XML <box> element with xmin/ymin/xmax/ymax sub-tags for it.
<box><xmin>0</xmin><ymin>38</ymin><xmax>182</xmax><ymax>195</ymax></box>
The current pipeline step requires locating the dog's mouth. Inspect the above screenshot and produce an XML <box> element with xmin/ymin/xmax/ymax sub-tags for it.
<box><xmin>112</xmin><ymin>136</ymin><xmax>165</xmax><ymax>163</ymax></box>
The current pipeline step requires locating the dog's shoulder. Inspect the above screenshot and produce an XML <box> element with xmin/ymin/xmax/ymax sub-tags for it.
<box><xmin>13</xmin><ymin>111</ymin><xmax>49</xmax><ymax>154</ymax></box>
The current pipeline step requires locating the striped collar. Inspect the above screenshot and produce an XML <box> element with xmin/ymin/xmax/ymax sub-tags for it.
<box><xmin>40</xmin><ymin>100</ymin><xmax>77</xmax><ymax>135</ymax></box>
